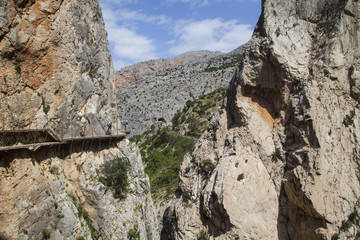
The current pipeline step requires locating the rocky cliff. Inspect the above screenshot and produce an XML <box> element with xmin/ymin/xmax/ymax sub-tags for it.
<box><xmin>0</xmin><ymin>0</ymin><xmax>118</xmax><ymax>136</ymax></box>
<box><xmin>116</xmin><ymin>48</ymin><xmax>244</xmax><ymax>137</ymax></box>
<box><xmin>0</xmin><ymin>140</ymin><xmax>159</xmax><ymax>239</ymax></box>
<box><xmin>166</xmin><ymin>0</ymin><xmax>360</xmax><ymax>239</ymax></box>
<box><xmin>0</xmin><ymin>0</ymin><xmax>159</xmax><ymax>239</ymax></box>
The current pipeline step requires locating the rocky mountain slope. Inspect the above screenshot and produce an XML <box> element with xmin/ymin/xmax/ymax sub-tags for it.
<box><xmin>164</xmin><ymin>0</ymin><xmax>360</xmax><ymax>239</ymax></box>
<box><xmin>0</xmin><ymin>0</ymin><xmax>158</xmax><ymax>239</ymax></box>
<box><xmin>130</xmin><ymin>87</ymin><xmax>226</xmax><ymax>226</ymax></box>
<box><xmin>116</xmin><ymin>48</ymin><xmax>244</xmax><ymax>136</ymax></box>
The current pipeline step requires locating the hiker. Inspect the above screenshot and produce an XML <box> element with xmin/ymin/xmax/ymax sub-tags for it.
<box><xmin>80</xmin><ymin>125</ymin><xmax>86</xmax><ymax>136</ymax></box>
<box><xmin>106</xmin><ymin>122</ymin><xmax>112</xmax><ymax>135</ymax></box>
<box><xmin>125</xmin><ymin>121</ymin><xmax>129</xmax><ymax>131</ymax></box>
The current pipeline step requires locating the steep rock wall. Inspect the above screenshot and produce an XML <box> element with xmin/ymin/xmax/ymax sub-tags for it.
<box><xmin>0</xmin><ymin>0</ymin><xmax>117</xmax><ymax>137</ymax></box>
<box><xmin>0</xmin><ymin>140</ymin><xmax>159</xmax><ymax>239</ymax></box>
<box><xmin>166</xmin><ymin>0</ymin><xmax>360</xmax><ymax>239</ymax></box>
<box><xmin>0</xmin><ymin>0</ymin><xmax>159</xmax><ymax>239</ymax></box>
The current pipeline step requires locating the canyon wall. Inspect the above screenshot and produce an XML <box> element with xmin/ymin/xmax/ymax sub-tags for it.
<box><xmin>0</xmin><ymin>0</ymin><xmax>118</xmax><ymax>137</ymax></box>
<box><xmin>0</xmin><ymin>141</ymin><xmax>159</xmax><ymax>239</ymax></box>
<box><xmin>166</xmin><ymin>0</ymin><xmax>360</xmax><ymax>239</ymax></box>
<box><xmin>0</xmin><ymin>0</ymin><xmax>159</xmax><ymax>239</ymax></box>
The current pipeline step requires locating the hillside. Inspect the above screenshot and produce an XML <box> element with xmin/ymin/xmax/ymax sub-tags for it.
<box><xmin>116</xmin><ymin>49</ymin><xmax>244</xmax><ymax>136</ymax></box>
<box><xmin>131</xmin><ymin>87</ymin><xmax>226</xmax><ymax>198</ymax></box>
<box><xmin>130</xmin><ymin>87</ymin><xmax>227</xmax><ymax>228</ymax></box>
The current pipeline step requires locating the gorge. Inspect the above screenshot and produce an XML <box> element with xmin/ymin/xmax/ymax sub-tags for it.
<box><xmin>0</xmin><ymin>0</ymin><xmax>359</xmax><ymax>239</ymax></box>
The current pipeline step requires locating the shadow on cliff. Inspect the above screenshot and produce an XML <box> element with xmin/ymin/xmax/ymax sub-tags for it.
<box><xmin>277</xmin><ymin>180</ymin><xmax>328</xmax><ymax>240</ymax></box>
<box><xmin>0</xmin><ymin>138</ymin><xmax>123</xmax><ymax>169</ymax></box>
<box><xmin>0</xmin><ymin>233</ymin><xmax>8</xmax><ymax>240</ymax></box>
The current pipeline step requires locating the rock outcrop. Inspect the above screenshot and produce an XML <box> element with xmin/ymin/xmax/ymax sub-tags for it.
<box><xmin>0</xmin><ymin>140</ymin><xmax>159</xmax><ymax>239</ymax></box>
<box><xmin>166</xmin><ymin>0</ymin><xmax>360</xmax><ymax>239</ymax></box>
<box><xmin>0</xmin><ymin>0</ymin><xmax>118</xmax><ymax>137</ymax></box>
<box><xmin>116</xmin><ymin>48</ymin><xmax>244</xmax><ymax>137</ymax></box>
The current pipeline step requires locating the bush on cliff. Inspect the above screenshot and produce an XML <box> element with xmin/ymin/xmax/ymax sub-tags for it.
<box><xmin>100</xmin><ymin>157</ymin><xmax>130</xmax><ymax>199</ymax></box>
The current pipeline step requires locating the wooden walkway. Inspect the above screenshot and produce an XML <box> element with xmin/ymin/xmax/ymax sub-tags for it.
<box><xmin>0</xmin><ymin>129</ymin><xmax>128</xmax><ymax>152</ymax></box>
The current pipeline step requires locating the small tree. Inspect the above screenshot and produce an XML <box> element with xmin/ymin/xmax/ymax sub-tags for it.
<box><xmin>201</xmin><ymin>159</ymin><xmax>215</xmax><ymax>178</ymax></box>
<box><xmin>197</xmin><ymin>230</ymin><xmax>210</xmax><ymax>240</ymax></box>
<box><xmin>100</xmin><ymin>157</ymin><xmax>130</xmax><ymax>198</ymax></box>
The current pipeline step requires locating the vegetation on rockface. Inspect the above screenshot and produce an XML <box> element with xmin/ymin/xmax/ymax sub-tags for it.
<box><xmin>127</xmin><ymin>224</ymin><xmax>140</xmax><ymax>240</ymax></box>
<box><xmin>197</xmin><ymin>230</ymin><xmax>210</xmax><ymax>240</ymax></box>
<box><xmin>13</xmin><ymin>56</ymin><xmax>21</xmax><ymax>74</ymax></box>
<box><xmin>140</xmin><ymin>126</ymin><xmax>195</xmax><ymax>200</ymax></box>
<box><xmin>70</xmin><ymin>194</ymin><xmax>99</xmax><ymax>240</ymax></box>
<box><xmin>172</xmin><ymin>87</ymin><xmax>227</xmax><ymax>137</ymax></box>
<box><xmin>331</xmin><ymin>202</ymin><xmax>360</xmax><ymax>240</ymax></box>
<box><xmin>130</xmin><ymin>87</ymin><xmax>227</xmax><ymax>202</ymax></box>
<box><xmin>205</xmin><ymin>54</ymin><xmax>243</xmax><ymax>72</ymax></box>
<box><xmin>41</xmin><ymin>228</ymin><xmax>51</xmax><ymax>239</ymax></box>
<box><xmin>99</xmin><ymin>157</ymin><xmax>130</xmax><ymax>199</ymax></box>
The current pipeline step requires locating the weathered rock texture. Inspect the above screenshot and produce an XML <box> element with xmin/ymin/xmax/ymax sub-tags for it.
<box><xmin>0</xmin><ymin>0</ymin><xmax>118</xmax><ymax>137</ymax></box>
<box><xmin>0</xmin><ymin>0</ymin><xmax>159</xmax><ymax>239</ymax></box>
<box><xmin>116</xmin><ymin>48</ymin><xmax>244</xmax><ymax>137</ymax></box>
<box><xmin>0</xmin><ymin>140</ymin><xmax>159</xmax><ymax>239</ymax></box>
<box><xmin>166</xmin><ymin>0</ymin><xmax>360</xmax><ymax>239</ymax></box>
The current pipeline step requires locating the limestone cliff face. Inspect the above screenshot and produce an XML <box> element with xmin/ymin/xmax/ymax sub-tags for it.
<box><xmin>0</xmin><ymin>0</ymin><xmax>159</xmax><ymax>239</ymax></box>
<box><xmin>0</xmin><ymin>140</ymin><xmax>159</xmax><ymax>239</ymax></box>
<box><xmin>166</xmin><ymin>0</ymin><xmax>360</xmax><ymax>239</ymax></box>
<box><xmin>0</xmin><ymin>0</ymin><xmax>117</xmax><ymax>137</ymax></box>
<box><xmin>116</xmin><ymin>49</ymin><xmax>244</xmax><ymax>136</ymax></box>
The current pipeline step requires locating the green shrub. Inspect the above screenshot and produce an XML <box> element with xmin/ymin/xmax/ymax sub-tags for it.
<box><xmin>172</xmin><ymin>110</ymin><xmax>182</xmax><ymax>127</ymax></box>
<box><xmin>40</xmin><ymin>96</ymin><xmax>50</xmax><ymax>114</ymax></box>
<box><xmin>43</xmin><ymin>105</ymin><xmax>50</xmax><ymax>114</ymax></box>
<box><xmin>41</xmin><ymin>229</ymin><xmax>51</xmax><ymax>239</ymax></box>
<box><xmin>100</xmin><ymin>157</ymin><xmax>130</xmax><ymax>199</ymax></box>
<box><xmin>127</xmin><ymin>224</ymin><xmax>140</xmax><ymax>240</ymax></box>
<box><xmin>202</xmin><ymin>159</ymin><xmax>215</xmax><ymax>178</ymax></box>
<box><xmin>182</xmin><ymin>191</ymin><xmax>191</xmax><ymax>203</ymax></box>
<box><xmin>76</xmin><ymin>237</ymin><xmax>85</xmax><ymax>240</ymax></box>
<box><xmin>197</xmin><ymin>230</ymin><xmax>210</xmax><ymax>240</ymax></box>
<box><xmin>13</xmin><ymin>56</ymin><xmax>21</xmax><ymax>74</ymax></box>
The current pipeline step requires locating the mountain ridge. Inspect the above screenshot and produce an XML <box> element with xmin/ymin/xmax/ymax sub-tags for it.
<box><xmin>116</xmin><ymin>46</ymin><xmax>245</xmax><ymax>136</ymax></box>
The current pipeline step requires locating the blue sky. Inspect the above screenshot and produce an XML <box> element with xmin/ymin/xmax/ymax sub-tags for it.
<box><xmin>99</xmin><ymin>0</ymin><xmax>261</xmax><ymax>69</ymax></box>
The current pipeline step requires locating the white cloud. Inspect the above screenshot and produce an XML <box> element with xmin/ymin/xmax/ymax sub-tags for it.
<box><xmin>169</xmin><ymin>18</ymin><xmax>253</xmax><ymax>55</ymax></box>
<box><xmin>100</xmin><ymin>1</ymin><xmax>166</xmax><ymax>69</ymax></box>
<box><xmin>108</xmin><ymin>26</ymin><xmax>157</xmax><ymax>67</ymax></box>
<box><xmin>116</xmin><ymin>9</ymin><xmax>171</xmax><ymax>25</ymax></box>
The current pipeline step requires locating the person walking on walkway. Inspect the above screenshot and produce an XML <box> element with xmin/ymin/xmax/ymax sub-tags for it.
<box><xmin>81</xmin><ymin>125</ymin><xmax>86</xmax><ymax>136</ymax></box>
<box><xmin>106</xmin><ymin>122</ymin><xmax>112</xmax><ymax>135</ymax></box>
